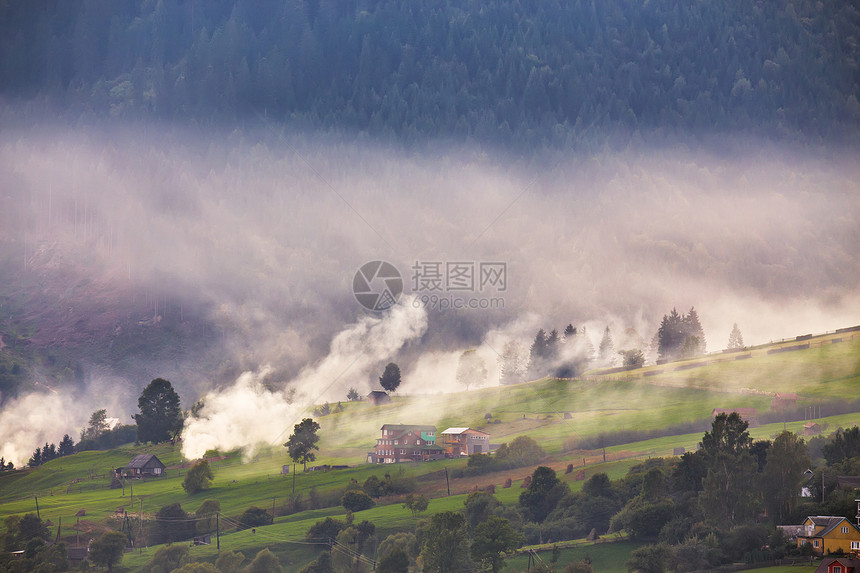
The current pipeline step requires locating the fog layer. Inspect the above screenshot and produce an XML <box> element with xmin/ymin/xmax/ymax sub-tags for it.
<box><xmin>0</xmin><ymin>127</ymin><xmax>858</xmax><ymax>462</ymax></box>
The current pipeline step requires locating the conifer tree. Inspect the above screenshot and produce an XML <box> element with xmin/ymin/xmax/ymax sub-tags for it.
<box><xmin>727</xmin><ymin>323</ymin><xmax>744</xmax><ymax>350</ymax></box>
<box><xmin>598</xmin><ymin>326</ymin><xmax>616</xmax><ymax>366</ymax></box>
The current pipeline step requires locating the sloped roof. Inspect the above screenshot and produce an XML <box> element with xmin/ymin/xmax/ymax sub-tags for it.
<box><xmin>380</xmin><ymin>424</ymin><xmax>436</xmax><ymax>439</ymax></box>
<box><xmin>803</xmin><ymin>516</ymin><xmax>860</xmax><ymax>537</ymax></box>
<box><xmin>837</xmin><ymin>476</ymin><xmax>860</xmax><ymax>489</ymax></box>
<box><xmin>441</xmin><ymin>427</ymin><xmax>490</xmax><ymax>435</ymax></box>
<box><xmin>66</xmin><ymin>547</ymin><xmax>88</xmax><ymax>561</ymax></box>
<box><xmin>441</xmin><ymin>427</ymin><xmax>471</xmax><ymax>434</ymax></box>
<box><xmin>814</xmin><ymin>557</ymin><xmax>860</xmax><ymax>573</ymax></box>
<box><xmin>125</xmin><ymin>454</ymin><xmax>164</xmax><ymax>469</ymax></box>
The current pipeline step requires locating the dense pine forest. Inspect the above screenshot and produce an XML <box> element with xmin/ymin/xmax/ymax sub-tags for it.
<box><xmin>2</xmin><ymin>0</ymin><xmax>858</xmax><ymax>147</ymax></box>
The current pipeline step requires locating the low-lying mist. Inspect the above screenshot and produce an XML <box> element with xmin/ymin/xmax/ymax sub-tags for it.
<box><xmin>0</xmin><ymin>125</ymin><xmax>858</xmax><ymax>464</ymax></box>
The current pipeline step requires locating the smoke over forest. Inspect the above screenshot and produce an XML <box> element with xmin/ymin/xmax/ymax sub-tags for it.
<box><xmin>0</xmin><ymin>125</ymin><xmax>858</xmax><ymax>463</ymax></box>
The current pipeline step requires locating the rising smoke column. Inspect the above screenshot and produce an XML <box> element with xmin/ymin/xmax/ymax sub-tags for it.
<box><xmin>181</xmin><ymin>296</ymin><xmax>427</xmax><ymax>459</ymax></box>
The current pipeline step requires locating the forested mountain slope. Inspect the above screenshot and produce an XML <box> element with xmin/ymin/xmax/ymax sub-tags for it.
<box><xmin>2</xmin><ymin>0</ymin><xmax>858</xmax><ymax>147</ymax></box>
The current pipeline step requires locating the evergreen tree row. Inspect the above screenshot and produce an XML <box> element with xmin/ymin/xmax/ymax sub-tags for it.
<box><xmin>27</xmin><ymin>435</ymin><xmax>75</xmax><ymax>468</ymax></box>
<box><xmin>657</xmin><ymin>307</ymin><xmax>706</xmax><ymax>361</ymax></box>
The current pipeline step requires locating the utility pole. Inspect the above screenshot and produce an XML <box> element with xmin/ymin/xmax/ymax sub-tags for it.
<box><xmin>216</xmin><ymin>512</ymin><xmax>220</xmax><ymax>553</ymax></box>
<box><xmin>445</xmin><ymin>467</ymin><xmax>450</xmax><ymax>496</ymax></box>
<box><xmin>292</xmin><ymin>464</ymin><xmax>296</xmax><ymax>494</ymax></box>
<box><xmin>139</xmin><ymin>497</ymin><xmax>144</xmax><ymax>553</ymax></box>
<box><xmin>34</xmin><ymin>496</ymin><xmax>40</xmax><ymax>519</ymax></box>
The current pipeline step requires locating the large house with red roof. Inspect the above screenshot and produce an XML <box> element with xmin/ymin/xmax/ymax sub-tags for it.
<box><xmin>367</xmin><ymin>424</ymin><xmax>444</xmax><ymax>464</ymax></box>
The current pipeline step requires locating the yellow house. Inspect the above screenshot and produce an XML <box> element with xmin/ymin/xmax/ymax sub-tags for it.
<box><xmin>797</xmin><ymin>516</ymin><xmax>860</xmax><ymax>555</ymax></box>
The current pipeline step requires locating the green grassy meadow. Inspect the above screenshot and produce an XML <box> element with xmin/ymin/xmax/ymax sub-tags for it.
<box><xmin>0</xmin><ymin>333</ymin><xmax>857</xmax><ymax>570</ymax></box>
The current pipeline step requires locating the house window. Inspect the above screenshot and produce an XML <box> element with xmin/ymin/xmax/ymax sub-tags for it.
<box><xmin>842</xmin><ymin>526</ymin><xmax>849</xmax><ymax>534</ymax></box>
<box><xmin>852</xmin><ymin>541</ymin><xmax>860</xmax><ymax>550</ymax></box>
<box><xmin>813</xmin><ymin>540</ymin><xmax>819</xmax><ymax>547</ymax></box>
<box><xmin>394</xmin><ymin>440</ymin><xmax>399</xmax><ymax>445</ymax></box>
<box><xmin>834</xmin><ymin>566</ymin><xmax>843</xmax><ymax>573</ymax></box>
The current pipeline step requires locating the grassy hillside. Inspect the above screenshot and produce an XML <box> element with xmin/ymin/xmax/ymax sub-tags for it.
<box><xmin>0</xmin><ymin>333</ymin><xmax>857</xmax><ymax>570</ymax></box>
<box><xmin>321</xmin><ymin>333</ymin><xmax>860</xmax><ymax>459</ymax></box>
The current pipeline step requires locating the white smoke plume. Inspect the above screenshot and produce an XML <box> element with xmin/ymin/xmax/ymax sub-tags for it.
<box><xmin>0</xmin><ymin>391</ymin><xmax>87</xmax><ymax>466</ymax></box>
<box><xmin>0</xmin><ymin>376</ymin><xmax>132</xmax><ymax>467</ymax></box>
<box><xmin>0</xmin><ymin>392</ymin><xmax>88</xmax><ymax>467</ymax></box>
<box><xmin>181</xmin><ymin>297</ymin><xmax>427</xmax><ymax>459</ymax></box>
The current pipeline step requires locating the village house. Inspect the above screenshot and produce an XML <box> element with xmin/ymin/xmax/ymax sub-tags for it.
<box><xmin>120</xmin><ymin>454</ymin><xmax>166</xmax><ymax>477</ymax></box>
<box><xmin>366</xmin><ymin>391</ymin><xmax>391</xmax><ymax>406</ymax></box>
<box><xmin>837</xmin><ymin>477</ymin><xmax>860</xmax><ymax>491</ymax></box>
<box><xmin>439</xmin><ymin>427</ymin><xmax>491</xmax><ymax>457</ymax></box>
<box><xmin>711</xmin><ymin>407</ymin><xmax>758</xmax><ymax>427</ymax></box>
<box><xmin>65</xmin><ymin>547</ymin><xmax>88</xmax><ymax>567</ymax></box>
<box><xmin>805</xmin><ymin>421</ymin><xmax>824</xmax><ymax>436</ymax></box>
<box><xmin>815</xmin><ymin>557</ymin><xmax>860</xmax><ymax>573</ymax></box>
<box><xmin>368</xmin><ymin>424</ymin><xmax>444</xmax><ymax>464</ymax></box>
<box><xmin>796</xmin><ymin>515</ymin><xmax>860</xmax><ymax>555</ymax></box>
<box><xmin>771</xmin><ymin>393</ymin><xmax>798</xmax><ymax>411</ymax></box>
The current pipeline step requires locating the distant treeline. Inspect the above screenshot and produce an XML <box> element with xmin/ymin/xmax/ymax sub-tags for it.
<box><xmin>1</xmin><ymin>0</ymin><xmax>858</xmax><ymax>147</ymax></box>
<box><xmin>21</xmin><ymin>425</ymin><xmax>138</xmax><ymax>469</ymax></box>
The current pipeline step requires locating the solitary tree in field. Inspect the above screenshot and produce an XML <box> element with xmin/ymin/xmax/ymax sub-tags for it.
<box><xmin>183</xmin><ymin>460</ymin><xmax>214</xmax><ymax>494</ymax></box>
<box><xmin>379</xmin><ymin>362</ymin><xmax>401</xmax><ymax>393</ymax></box>
<box><xmin>196</xmin><ymin>499</ymin><xmax>221</xmax><ymax>534</ymax></box>
<box><xmin>89</xmin><ymin>530</ymin><xmax>128</xmax><ymax>571</ymax></box>
<box><xmin>519</xmin><ymin>466</ymin><xmax>568</xmax><ymax>523</ymax></box>
<box><xmin>419</xmin><ymin>512</ymin><xmax>471</xmax><ymax>573</ymax></box>
<box><xmin>470</xmin><ymin>516</ymin><xmax>524</xmax><ymax>573</ymax></box>
<box><xmin>402</xmin><ymin>494</ymin><xmax>429</xmax><ymax>517</ymax></box>
<box><xmin>58</xmin><ymin>434</ymin><xmax>75</xmax><ymax>457</ymax></box>
<box><xmin>699</xmin><ymin>412</ymin><xmax>759</xmax><ymax>525</ymax></box>
<box><xmin>81</xmin><ymin>409</ymin><xmax>109</xmax><ymax>441</ymax></box>
<box><xmin>377</xmin><ymin>547</ymin><xmax>410</xmax><ymax>573</ymax></box>
<box><xmin>763</xmin><ymin>431</ymin><xmax>809</xmax><ymax>523</ymax></box>
<box><xmin>498</xmin><ymin>340</ymin><xmax>527</xmax><ymax>384</ymax></box>
<box><xmin>598</xmin><ymin>326</ymin><xmax>615</xmax><ymax>366</ymax></box>
<box><xmin>618</xmin><ymin>349</ymin><xmax>645</xmax><ymax>369</ymax></box>
<box><xmin>134</xmin><ymin>378</ymin><xmax>183</xmax><ymax>444</ymax></box>
<box><xmin>456</xmin><ymin>349</ymin><xmax>487</xmax><ymax>391</ymax></box>
<box><xmin>727</xmin><ymin>323</ymin><xmax>744</xmax><ymax>350</ymax></box>
<box><xmin>285</xmin><ymin>418</ymin><xmax>321</xmax><ymax>471</ymax></box>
